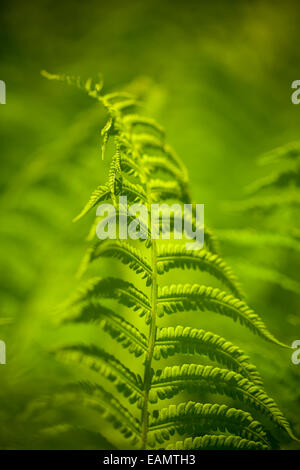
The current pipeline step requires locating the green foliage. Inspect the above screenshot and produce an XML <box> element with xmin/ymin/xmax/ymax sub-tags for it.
<box><xmin>221</xmin><ymin>140</ymin><xmax>300</xmax><ymax>297</ymax></box>
<box><xmin>43</xmin><ymin>73</ymin><xmax>297</xmax><ymax>450</ymax></box>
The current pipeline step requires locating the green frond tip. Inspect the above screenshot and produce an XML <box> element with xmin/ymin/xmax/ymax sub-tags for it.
<box><xmin>157</xmin><ymin>283</ymin><xmax>288</xmax><ymax>348</ymax></box>
<box><xmin>41</xmin><ymin>70</ymin><xmax>103</xmax><ymax>98</ymax></box>
<box><xmin>166</xmin><ymin>434</ymin><xmax>269</xmax><ymax>450</ymax></box>
<box><xmin>61</xmin><ymin>300</ymin><xmax>147</xmax><ymax>357</ymax></box>
<box><xmin>73</xmin><ymin>183</ymin><xmax>111</xmax><ymax>222</ymax></box>
<box><xmin>154</xmin><ymin>325</ymin><xmax>263</xmax><ymax>385</ymax></box>
<box><xmin>148</xmin><ymin>402</ymin><xmax>271</xmax><ymax>448</ymax></box>
<box><xmin>157</xmin><ymin>245</ymin><xmax>243</xmax><ymax>298</ymax></box>
<box><xmin>54</xmin><ymin>344</ymin><xmax>143</xmax><ymax>405</ymax></box>
<box><xmin>151</xmin><ymin>364</ymin><xmax>296</xmax><ymax>441</ymax></box>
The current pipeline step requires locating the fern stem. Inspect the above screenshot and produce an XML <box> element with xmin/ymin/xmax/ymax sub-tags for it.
<box><xmin>141</xmin><ymin>240</ymin><xmax>158</xmax><ymax>449</ymax></box>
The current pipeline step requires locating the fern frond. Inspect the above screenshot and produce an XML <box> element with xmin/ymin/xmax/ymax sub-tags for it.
<box><xmin>74</xmin><ymin>179</ymin><xmax>148</xmax><ymax>223</ymax></box>
<box><xmin>101</xmin><ymin>117</ymin><xmax>114</xmax><ymax>160</ymax></box>
<box><xmin>150</xmin><ymin>364</ymin><xmax>295</xmax><ymax>440</ymax></box>
<box><xmin>157</xmin><ymin>284</ymin><xmax>287</xmax><ymax>347</ymax></box>
<box><xmin>143</xmin><ymin>155</ymin><xmax>184</xmax><ymax>181</ymax></box>
<box><xmin>149</xmin><ymin>179</ymin><xmax>187</xmax><ymax>203</ymax></box>
<box><xmin>259</xmin><ymin>140</ymin><xmax>300</xmax><ymax>165</ymax></box>
<box><xmin>43</xmin><ymin>75</ymin><xmax>296</xmax><ymax>450</ymax></box>
<box><xmin>26</xmin><ymin>382</ymin><xmax>141</xmax><ymax>445</ymax></box>
<box><xmin>80</xmin><ymin>240</ymin><xmax>152</xmax><ymax>285</ymax></box>
<box><xmin>41</xmin><ymin>70</ymin><xmax>103</xmax><ymax>99</ymax></box>
<box><xmin>61</xmin><ymin>300</ymin><xmax>147</xmax><ymax>357</ymax></box>
<box><xmin>73</xmin><ymin>183</ymin><xmax>111</xmax><ymax>222</ymax></box>
<box><xmin>132</xmin><ymin>134</ymin><xmax>188</xmax><ymax>179</ymax></box>
<box><xmin>54</xmin><ymin>344</ymin><xmax>143</xmax><ymax>405</ymax></box>
<box><xmin>166</xmin><ymin>434</ymin><xmax>269</xmax><ymax>450</ymax></box>
<box><xmin>108</xmin><ymin>146</ymin><xmax>121</xmax><ymax>203</ymax></box>
<box><xmin>246</xmin><ymin>163</ymin><xmax>300</xmax><ymax>194</ymax></box>
<box><xmin>123</xmin><ymin>115</ymin><xmax>165</xmax><ymax>137</ymax></box>
<box><xmin>229</xmin><ymin>260</ymin><xmax>300</xmax><ymax>296</ymax></box>
<box><xmin>154</xmin><ymin>326</ymin><xmax>262</xmax><ymax>385</ymax></box>
<box><xmin>120</xmin><ymin>153</ymin><xmax>145</xmax><ymax>179</ymax></box>
<box><xmin>157</xmin><ymin>245</ymin><xmax>243</xmax><ymax>298</ymax></box>
<box><xmin>151</xmin><ymin>207</ymin><xmax>217</xmax><ymax>253</ymax></box>
<box><xmin>117</xmin><ymin>177</ymin><xmax>148</xmax><ymax>204</ymax></box>
<box><xmin>112</xmin><ymin>99</ymin><xmax>141</xmax><ymax>113</ymax></box>
<box><xmin>217</xmin><ymin>229</ymin><xmax>300</xmax><ymax>254</ymax></box>
<box><xmin>102</xmin><ymin>91</ymin><xmax>136</xmax><ymax>104</ymax></box>
<box><xmin>223</xmin><ymin>191</ymin><xmax>300</xmax><ymax>213</ymax></box>
<box><xmin>67</xmin><ymin>381</ymin><xmax>141</xmax><ymax>444</ymax></box>
<box><xmin>72</xmin><ymin>277</ymin><xmax>151</xmax><ymax>319</ymax></box>
<box><xmin>148</xmin><ymin>402</ymin><xmax>271</xmax><ymax>447</ymax></box>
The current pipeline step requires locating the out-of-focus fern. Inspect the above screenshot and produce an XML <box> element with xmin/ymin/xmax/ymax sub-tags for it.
<box><xmin>220</xmin><ymin>141</ymin><xmax>300</xmax><ymax>296</ymax></box>
<box><xmin>42</xmin><ymin>72</ymin><xmax>297</xmax><ymax>450</ymax></box>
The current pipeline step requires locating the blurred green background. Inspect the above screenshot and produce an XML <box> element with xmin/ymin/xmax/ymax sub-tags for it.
<box><xmin>0</xmin><ymin>0</ymin><xmax>299</xmax><ymax>449</ymax></box>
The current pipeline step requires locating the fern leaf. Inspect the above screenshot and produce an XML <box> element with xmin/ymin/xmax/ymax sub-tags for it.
<box><xmin>132</xmin><ymin>134</ymin><xmax>188</xmax><ymax>179</ymax></box>
<box><xmin>44</xmin><ymin>75</ymin><xmax>296</xmax><ymax>450</ymax></box>
<box><xmin>72</xmin><ymin>277</ymin><xmax>151</xmax><ymax>319</ymax></box>
<box><xmin>54</xmin><ymin>344</ymin><xmax>143</xmax><ymax>405</ymax></box>
<box><xmin>224</xmin><ymin>191</ymin><xmax>300</xmax><ymax>213</ymax></box>
<box><xmin>67</xmin><ymin>381</ymin><xmax>141</xmax><ymax>444</ymax></box>
<box><xmin>101</xmin><ymin>117</ymin><xmax>114</xmax><ymax>160</ymax></box>
<box><xmin>259</xmin><ymin>140</ymin><xmax>300</xmax><ymax>165</ymax></box>
<box><xmin>150</xmin><ymin>207</ymin><xmax>216</xmax><ymax>253</ymax></box>
<box><xmin>61</xmin><ymin>300</ymin><xmax>147</xmax><ymax>357</ymax></box>
<box><xmin>102</xmin><ymin>91</ymin><xmax>136</xmax><ymax>104</ymax></box>
<box><xmin>85</xmin><ymin>205</ymin><xmax>151</xmax><ymax>244</ymax></box>
<box><xmin>114</xmin><ymin>176</ymin><xmax>148</xmax><ymax>204</ymax></box>
<box><xmin>150</xmin><ymin>364</ymin><xmax>296</xmax><ymax>440</ymax></box>
<box><xmin>73</xmin><ymin>183</ymin><xmax>111</xmax><ymax>222</ymax></box>
<box><xmin>204</xmin><ymin>226</ymin><xmax>220</xmax><ymax>254</ymax></box>
<box><xmin>112</xmin><ymin>98</ymin><xmax>141</xmax><ymax>113</ymax></box>
<box><xmin>157</xmin><ymin>283</ymin><xmax>287</xmax><ymax>347</ymax></box>
<box><xmin>143</xmin><ymin>155</ymin><xmax>184</xmax><ymax>181</ymax></box>
<box><xmin>73</xmin><ymin>178</ymin><xmax>147</xmax><ymax>223</ymax></box>
<box><xmin>160</xmin><ymin>208</ymin><xmax>219</xmax><ymax>253</ymax></box>
<box><xmin>229</xmin><ymin>260</ymin><xmax>300</xmax><ymax>296</ymax></box>
<box><xmin>149</xmin><ymin>179</ymin><xmax>189</xmax><ymax>203</ymax></box>
<box><xmin>108</xmin><ymin>146</ymin><xmax>121</xmax><ymax>203</ymax></box>
<box><xmin>40</xmin><ymin>424</ymin><xmax>117</xmax><ymax>449</ymax></box>
<box><xmin>217</xmin><ymin>229</ymin><xmax>300</xmax><ymax>254</ymax></box>
<box><xmin>79</xmin><ymin>240</ymin><xmax>152</xmax><ymax>285</ymax></box>
<box><xmin>154</xmin><ymin>326</ymin><xmax>262</xmax><ymax>385</ymax></box>
<box><xmin>246</xmin><ymin>163</ymin><xmax>300</xmax><ymax>194</ymax></box>
<box><xmin>120</xmin><ymin>153</ymin><xmax>145</xmax><ymax>179</ymax></box>
<box><xmin>148</xmin><ymin>402</ymin><xmax>271</xmax><ymax>447</ymax></box>
<box><xmin>166</xmin><ymin>434</ymin><xmax>269</xmax><ymax>450</ymax></box>
<box><xmin>157</xmin><ymin>245</ymin><xmax>243</xmax><ymax>298</ymax></box>
<box><xmin>123</xmin><ymin>114</ymin><xmax>165</xmax><ymax>137</ymax></box>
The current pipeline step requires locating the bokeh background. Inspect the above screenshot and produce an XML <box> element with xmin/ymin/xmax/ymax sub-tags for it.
<box><xmin>0</xmin><ymin>0</ymin><xmax>299</xmax><ymax>449</ymax></box>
